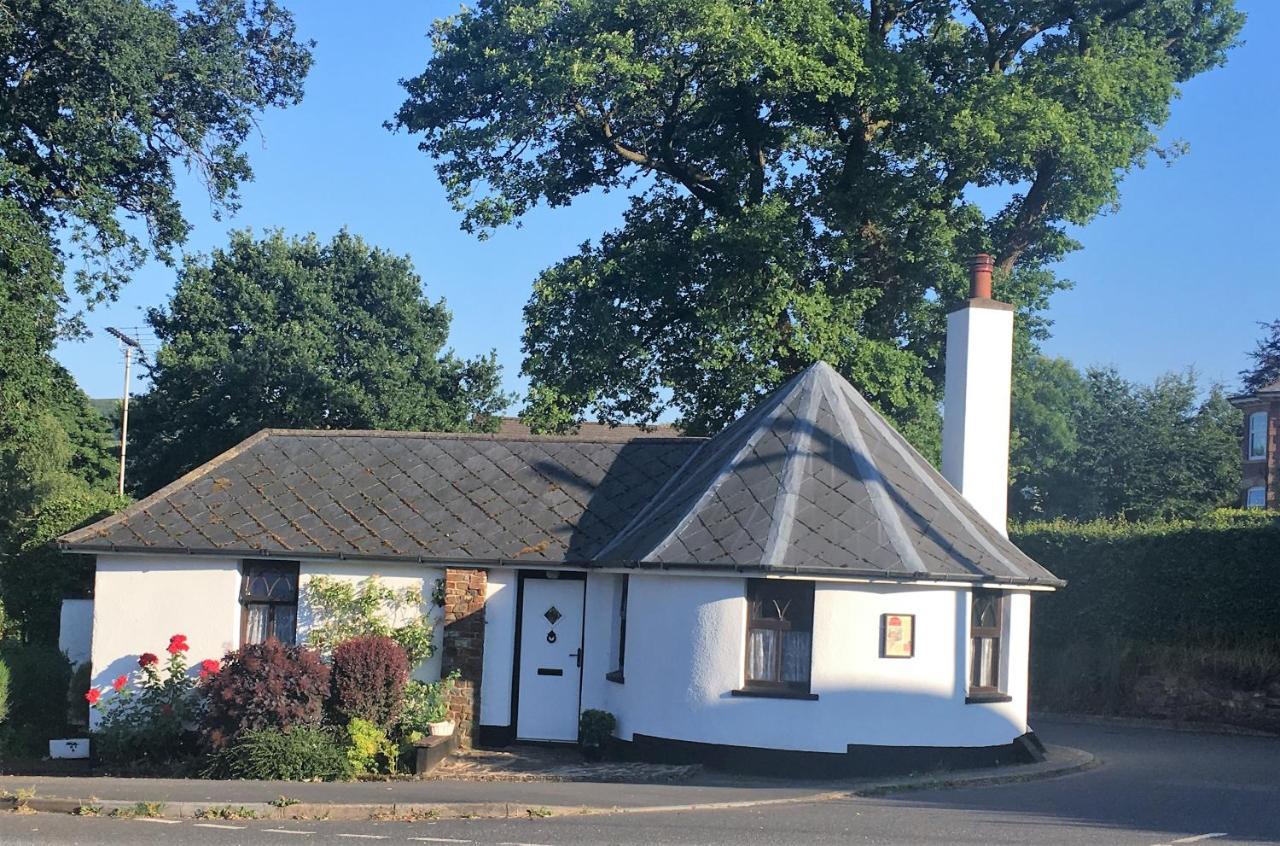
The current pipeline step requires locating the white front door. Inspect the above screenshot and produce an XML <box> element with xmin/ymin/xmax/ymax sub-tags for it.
<box><xmin>516</xmin><ymin>577</ymin><xmax>585</xmax><ymax>742</ymax></box>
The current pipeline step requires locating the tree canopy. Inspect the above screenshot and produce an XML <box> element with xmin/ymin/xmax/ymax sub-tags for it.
<box><xmin>1241</xmin><ymin>319</ymin><xmax>1280</xmax><ymax>393</ymax></box>
<box><xmin>0</xmin><ymin>0</ymin><xmax>314</xmax><ymax>641</ymax></box>
<box><xmin>127</xmin><ymin>230</ymin><xmax>511</xmax><ymax>495</ymax></box>
<box><xmin>395</xmin><ymin>0</ymin><xmax>1242</xmax><ymax>439</ymax></box>
<box><xmin>1010</xmin><ymin>359</ymin><xmax>1239</xmax><ymax>521</ymax></box>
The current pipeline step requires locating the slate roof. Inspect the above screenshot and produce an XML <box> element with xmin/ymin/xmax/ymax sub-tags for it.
<box><xmin>60</xmin><ymin>431</ymin><xmax>702</xmax><ymax>564</ymax></box>
<box><xmin>596</xmin><ymin>363</ymin><xmax>1061</xmax><ymax>585</ymax></box>
<box><xmin>1230</xmin><ymin>377</ymin><xmax>1280</xmax><ymax>407</ymax></box>
<box><xmin>61</xmin><ymin>363</ymin><xmax>1061</xmax><ymax>587</ymax></box>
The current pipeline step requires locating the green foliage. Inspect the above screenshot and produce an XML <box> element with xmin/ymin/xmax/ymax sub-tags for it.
<box><xmin>344</xmin><ymin>717</ymin><xmax>398</xmax><ymax>775</ymax></box>
<box><xmin>204</xmin><ymin>726</ymin><xmax>353</xmax><ymax>781</ymax></box>
<box><xmin>1010</xmin><ymin>361</ymin><xmax>1240</xmax><ymax>521</ymax></box>
<box><xmin>396</xmin><ymin>0</ymin><xmax>1242</xmax><ymax>437</ymax></box>
<box><xmin>398</xmin><ymin>670</ymin><xmax>461</xmax><ymax>736</ymax></box>
<box><xmin>0</xmin><ymin>656</ymin><xmax>9</xmax><ymax>724</ymax></box>
<box><xmin>126</xmin><ymin>229</ymin><xmax>511</xmax><ymax>495</ymax></box>
<box><xmin>67</xmin><ymin>662</ymin><xmax>91</xmax><ymax>730</ymax></box>
<box><xmin>0</xmin><ymin>642</ymin><xmax>71</xmax><ymax>754</ymax></box>
<box><xmin>93</xmin><ymin>638</ymin><xmax>204</xmax><ymax>770</ymax></box>
<box><xmin>329</xmin><ymin>635</ymin><xmax>409</xmax><ymax>730</ymax></box>
<box><xmin>578</xmin><ymin>709</ymin><xmax>616</xmax><ymax>750</ymax></box>
<box><xmin>1014</xmin><ymin>512</ymin><xmax>1280</xmax><ymax>649</ymax></box>
<box><xmin>1241</xmin><ymin>319</ymin><xmax>1280</xmax><ymax>393</ymax></box>
<box><xmin>303</xmin><ymin>575</ymin><xmax>436</xmax><ymax>666</ymax></box>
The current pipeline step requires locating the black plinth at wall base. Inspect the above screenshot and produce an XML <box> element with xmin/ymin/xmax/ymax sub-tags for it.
<box><xmin>413</xmin><ymin>734</ymin><xmax>457</xmax><ymax>775</ymax></box>
<box><xmin>624</xmin><ymin>731</ymin><xmax>1043</xmax><ymax>779</ymax></box>
<box><xmin>475</xmin><ymin>723</ymin><xmax>515</xmax><ymax>748</ymax></box>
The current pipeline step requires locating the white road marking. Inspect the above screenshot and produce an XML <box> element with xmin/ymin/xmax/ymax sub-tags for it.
<box><xmin>132</xmin><ymin>817</ymin><xmax>182</xmax><ymax>824</ymax></box>
<box><xmin>1152</xmin><ymin>835</ymin><xmax>1229</xmax><ymax>845</ymax></box>
<box><xmin>262</xmin><ymin>828</ymin><xmax>315</xmax><ymax>835</ymax></box>
<box><xmin>194</xmin><ymin>823</ymin><xmax>247</xmax><ymax>830</ymax></box>
<box><xmin>497</xmin><ymin>842</ymin><xmax>557</xmax><ymax>846</ymax></box>
<box><xmin>336</xmin><ymin>836</ymin><xmax>387</xmax><ymax>840</ymax></box>
<box><xmin>408</xmin><ymin>839</ymin><xmax>472</xmax><ymax>844</ymax></box>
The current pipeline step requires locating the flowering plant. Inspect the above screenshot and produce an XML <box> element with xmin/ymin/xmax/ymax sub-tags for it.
<box><xmin>89</xmin><ymin>633</ymin><xmax>215</xmax><ymax>769</ymax></box>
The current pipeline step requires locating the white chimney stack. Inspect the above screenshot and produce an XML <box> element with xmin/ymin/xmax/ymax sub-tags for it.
<box><xmin>941</xmin><ymin>254</ymin><xmax>1015</xmax><ymax>535</ymax></box>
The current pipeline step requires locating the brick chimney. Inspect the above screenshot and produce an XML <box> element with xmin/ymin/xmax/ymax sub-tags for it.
<box><xmin>941</xmin><ymin>254</ymin><xmax>1015</xmax><ymax>535</ymax></box>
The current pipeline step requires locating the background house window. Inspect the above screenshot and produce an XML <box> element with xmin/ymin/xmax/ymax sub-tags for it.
<box><xmin>1246</xmin><ymin>486</ymin><xmax>1266</xmax><ymax>509</ymax></box>
<box><xmin>606</xmin><ymin>575</ymin><xmax>629</xmax><ymax>683</ymax></box>
<box><xmin>745</xmin><ymin>579</ymin><xmax>813</xmax><ymax>692</ymax></box>
<box><xmin>1249</xmin><ymin>411</ymin><xmax>1268</xmax><ymax>460</ymax></box>
<box><xmin>969</xmin><ymin>589</ymin><xmax>1004</xmax><ymax>694</ymax></box>
<box><xmin>241</xmin><ymin>560</ymin><xmax>299</xmax><ymax>645</ymax></box>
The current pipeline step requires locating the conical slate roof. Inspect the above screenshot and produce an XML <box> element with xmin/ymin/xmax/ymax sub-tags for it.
<box><xmin>595</xmin><ymin>362</ymin><xmax>1061</xmax><ymax>586</ymax></box>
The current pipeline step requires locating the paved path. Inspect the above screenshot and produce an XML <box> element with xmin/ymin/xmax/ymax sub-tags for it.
<box><xmin>1</xmin><ymin>718</ymin><xmax>1276</xmax><ymax>845</ymax></box>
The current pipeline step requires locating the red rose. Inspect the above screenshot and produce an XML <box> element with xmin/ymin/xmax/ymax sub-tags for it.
<box><xmin>167</xmin><ymin>634</ymin><xmax>189</xmax><ymax>654</ymax></box>
<box><xmin>85</xmin><ymin>688</ymin><xmax>101</xmax><ymax>705</ymax></box>
<box><xmin>139</xmin><ymin>652</ymin><xmax>159</xmax><ymax>667</ymax></box>
<box><xmin>112</xmin><ymin>675</ymin><xmax>128</xmax><ymax>692</ymax></box>
<box><xmin>198</xmin><ymin>658</ymin><xmax>220</xmax><ymax>679</ymax></box>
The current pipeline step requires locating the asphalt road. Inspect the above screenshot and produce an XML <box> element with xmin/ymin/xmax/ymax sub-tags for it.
<box><xmin>1</xmin><ymin>717</ymin><xmax>1277</xmax><ymax>845</ymax></box>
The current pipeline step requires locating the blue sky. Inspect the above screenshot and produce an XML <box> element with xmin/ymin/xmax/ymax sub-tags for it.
<box><xmin>56</xmin><ymin>1</ymin><xmax>1280</xmax><ymax>411</ymax></box>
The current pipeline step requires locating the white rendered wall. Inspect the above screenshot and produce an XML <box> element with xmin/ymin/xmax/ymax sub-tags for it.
<box><xmin>941</xmin><ymin>302</ymin><xmax>1015</xmax><ymax>534</ymax></box>
<box><xmin>296</xmin><ymin>562</ymin><xmax>444</xmax><ymax>682</ymax></box>
<box><xmin>602</xmin><ymin>574</ymin><xmax>1029</xmax><ymax>752</ymax></box>
<box><xmin>90</xmin><ymin>555</ymin><xmax>242</xmax><ymax>728</ymax></box>
<box><xmin>58</xmin><ymin>599</ymin><xmax>94</xmax><ymax>668</ymax></box>
<box><xmin>478</xmin><ymin>568</ymin><xmax>517</xmax><ymax>726</ymax></box>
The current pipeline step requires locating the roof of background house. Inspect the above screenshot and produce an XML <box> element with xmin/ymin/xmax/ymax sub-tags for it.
<box><xmin>1230</xmin><ymin>377</ymin><xmax>1280</xmax><ymax>407</ymax></box>
<box><xmin>494</xmin><ymin>417</ymin><xmax>684</xmax><ymax>440</ymax></box>
<box><xmin>61</xmin><ymin>364</ymin><xmax>1060</xmax><ymax>586</ymax></box>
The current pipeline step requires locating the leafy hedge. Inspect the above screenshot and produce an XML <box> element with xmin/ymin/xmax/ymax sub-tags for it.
<box><xmin>1013</xmin><ymin>509</ymin><xmax>1280</xmax><ymax>649</ymax></box>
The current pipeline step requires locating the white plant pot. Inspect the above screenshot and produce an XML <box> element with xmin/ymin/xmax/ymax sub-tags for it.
<box><xmin>50</xmin><ymin>738</ymin><xmax>90</xmax><ymax>759</ymax></box>
<box><xmin>427</xmin><ymin>720</ymin><xmax>455</xmax><ymax>737</ymax></box>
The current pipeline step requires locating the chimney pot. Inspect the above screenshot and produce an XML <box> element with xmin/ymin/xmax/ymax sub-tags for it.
<box><xmin>969</xmin><ymin>254</ymin><xmax>995</xmax><ymax>299</ymax></box>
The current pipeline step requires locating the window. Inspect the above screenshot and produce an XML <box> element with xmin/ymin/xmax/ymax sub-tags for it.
<box><xmin>1246</xmin><ymin>486</ymin><xmax>1266</xmax><ymax>509</ymax></box>
<box><xmin>968</xmin><ymin>589</ymin><xmax>1005</xmax><ymax>697</ymax></box>
<box><xmin>743</xmin><ymin>579</ymin><xmax>813</xmax><ymax>694</ymax></box>
<box><xmin>1249</xmin><ymin>411</ymin><xmax>1268</xmax><ymax>461</ymax></box>
<box><xmin>606</xmin><ymin>575</ymin><xmax>629</xmax><ymax>684</ymax></box>
<box><xmin>240</xmin><ymin>560</ymin><xmax>299</xmax><ymax>645</ymax></box>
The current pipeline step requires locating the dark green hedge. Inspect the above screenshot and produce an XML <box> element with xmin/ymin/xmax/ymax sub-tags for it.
<box><xmin>1013</xmin><ymin>510</ymin><xmax>1280</xmax><ymax>648</ymax></box>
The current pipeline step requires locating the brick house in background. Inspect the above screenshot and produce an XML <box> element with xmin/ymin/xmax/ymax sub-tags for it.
<box><xmin>1230</xmin><ymin>378</ymin><xmax>1280</xmax><ymax>509</ymax></box>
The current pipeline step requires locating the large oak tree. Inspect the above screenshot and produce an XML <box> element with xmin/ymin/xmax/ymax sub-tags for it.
<box><xmin>127</xmin><ymin>230</ymin><xmax>510</xmax><ymax>495</ymax></box>
<box><xmin>395</xmin><ymin>0</ymin><xmax>1243</xmax><ymax>444</ymax></box>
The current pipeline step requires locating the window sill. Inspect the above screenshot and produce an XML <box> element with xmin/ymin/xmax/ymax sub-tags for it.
<box><xmin>605</xmin><ymin>670</ymin><xmax>625</xmax><ymax>685</ymax></box>
<box><xmin>730</xmin><ymin>687</ymin><xmax>818</xmax><ymax>701</ymax></box>
<box><xmin>965</xmin><ymin>691</ymin><xmax>1013</xmax><ymax>704</ymax></box>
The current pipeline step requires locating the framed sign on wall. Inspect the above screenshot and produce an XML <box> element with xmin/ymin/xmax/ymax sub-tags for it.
<box><xmin>881</xmin><ymin>613</ymin><xmax>915</xmax><ymax>658</ymax></box>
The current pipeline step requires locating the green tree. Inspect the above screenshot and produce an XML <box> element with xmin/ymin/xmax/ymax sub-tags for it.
<box><xmin>127</xmin><ymin>230</ymin><xmax>511</xmax><ymax>494</ymax></box>
<box><xmin>0</xmin><ymin>0</ymin><xmax>313</xmax><ymax>639</ymax></box>
<box><xmin>1012</xmin><ymin>364</ymin><xmax>1239</xmax><ymax>521</ymax></box>
<box><xmin>1241</xmin><ymin>319</ymin><xmax>1280</xmax><ymax>393</ymax></box>
<box><xmin>394</xmin><ymin>0</ymin><xmax>1243</xmax><ymax>438</ymax></box>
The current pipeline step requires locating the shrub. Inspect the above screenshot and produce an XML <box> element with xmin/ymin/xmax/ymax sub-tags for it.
<box><xmin>91</xmin><ymin>634</ymin><xmax>207</xmax><ymax>769</ymax></box>
<box><xmin>0</xmin><ymin>642</ymin><xmax>71</xmax><ymax>753</ymax></box>
<box><xmin>204</xmin><ymin>727</ymin><xmax>352</xmax><ymax>781</ymax></box>
<box><xmin>302</xmin><ymin>576</ymin><xmax>434</xmax><ymax>665</ymax></box>
<box><xmin>200</xmin><ymin>641</ymin><xmax>330</xmax><ymax>750</ymax></box>
<box><xmin>0</xmin><ymin>656</ymin><xmax>9</xmax><ymax>724</ymax></box>
<box><xmin>329</xmin><ymin>635</ymin><xmax>408</xmax><ymax>729</ymax></box>
<box><xmin>579</xmin><ymin>709</ymin><xmax>616</xmax><ymax>759</ymax></box>
<box><xmin>345</xmin><ymin>717</ymin><xmax>397</xmax><ymax>775</ymax></box>
<box><xmin>397</xmin><ymin>670</ymin><xmax>459</xmax><ymax>736</ymax></box>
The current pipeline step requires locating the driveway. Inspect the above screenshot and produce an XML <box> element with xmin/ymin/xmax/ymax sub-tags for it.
<box><xmin>1</xmin><ymin>717</ymin><xmax>1276</xmax><ymax>845</ymax></box>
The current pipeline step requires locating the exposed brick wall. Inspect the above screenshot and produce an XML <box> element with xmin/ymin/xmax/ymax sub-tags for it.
<box><xmin>441</xmin><ymin>568</ymin><xmax>486</xmax><ymax>748</ymax></box>
<box><xmin>1269</xmin><ymin>401</ymin><xmax>1279</xmax><ymax>509</ymax></box>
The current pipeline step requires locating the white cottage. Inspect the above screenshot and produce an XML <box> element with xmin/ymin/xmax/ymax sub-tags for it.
<box><xmin>60</xmin><ymin>256</ymin><xmax>1062</xmax><ymax>776</ymax></box>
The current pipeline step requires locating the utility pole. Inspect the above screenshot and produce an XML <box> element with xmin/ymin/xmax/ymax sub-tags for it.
<box><xmin>106</xmin><ymin>327</ymin><xmax>144</xmax><ymax>496</ymax></box>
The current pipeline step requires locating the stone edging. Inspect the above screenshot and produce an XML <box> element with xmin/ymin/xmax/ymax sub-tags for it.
<box><xmin>1033</xmin><ymin>711</ymin><xmax>1280</xmax><ymax>738</ymax></box>
<box><xmin>1</xmin><ymin>745</ymin><xmax>1096</xmax><ymax>822</ymax></box>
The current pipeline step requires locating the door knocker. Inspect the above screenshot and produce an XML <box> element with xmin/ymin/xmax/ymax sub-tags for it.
<box><xmin>546</xmin><ymin>630</ymin><xmax>557</xmax><ymax>644</ymax></box>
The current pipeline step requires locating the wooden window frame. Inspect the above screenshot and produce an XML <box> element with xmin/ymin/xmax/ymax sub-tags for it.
<box><xmin>967</xmin><ymin>589</ymin><xmax>1008</xmax><ymax>703</ymax></box>
<box><xmin>239</xmin><ymin>560</ymin><xmax>300</xmax><ymax>646</ymax></box>
<box><xmin>605</xmin><ymin>575</ymin><xmax>629</xmax><ymax>684</ymax></box>
<box><xmin>739</xmin><ymin>579</ymin><xmax>815</xmax><ymax>698</ymax></box>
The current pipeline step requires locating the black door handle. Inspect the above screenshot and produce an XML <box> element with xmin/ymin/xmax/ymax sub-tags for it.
<box><xmin>571</xmin><ymin>647</ymin><xmax>582</xmax><ymax>668</ymax></box>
